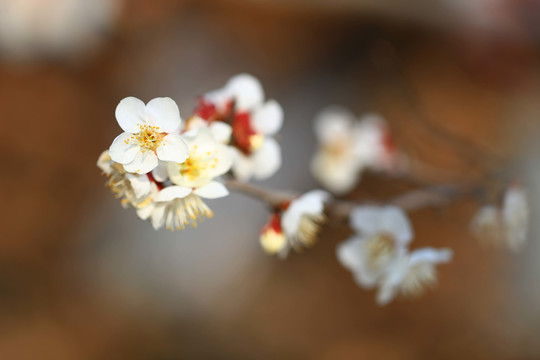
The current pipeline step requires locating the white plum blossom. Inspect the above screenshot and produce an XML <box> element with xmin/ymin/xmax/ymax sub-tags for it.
<box><xmin>194</xmin><ymin>74</ymin><xmax>284</xmax><ymax>182</ymax></box>
<box><xmin>337</xmin><ymin>205</ymin><xmax>453</xmax><ymax>305</ymax></box>
<box><xmin>109</xmin><ymin>97</ymin><xmax>189</xmax><ymax>175</ymax></box>
<box><xmin>311</xmin><ymin>107</ymin><xmax>399</xmax><ymax>195</ymax></box>
<box><xmin>260</xmin><ymin>190</ymin><xmax>330</xmax><ymax>257</ymax></box>
<box><xmin>97</xmin><ymin>150</ymin><xmax>156</xmax><ymax>209</ymax></box>
<box><xmin>136</xmin><ymin>128</ymin><xmax>233</xmax><ymax>230</ymax></box>
<box><xmin>337</xmin><ymin>206</ymin><xmax>413</xmax><ymax>288</ymax></box>
<box><xmin>471</xmin><ymin>185</ymin><xmax>529</xmax><ymax>252</ymax></box>
<box><xmin>376</xmin><ymin>247</ymin><xmax>453</xmax><ymax>306</ymax></box>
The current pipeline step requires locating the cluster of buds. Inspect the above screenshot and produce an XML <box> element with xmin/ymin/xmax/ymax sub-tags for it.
<box><xmin>98</xmin><ymin>74</ymin><xmax>283</xmax><ymax>230</ymax></box>
<box><xmin>337</xmin><ymin>206</ymin><xmax>453</xmax><ymax>305</ymax></box>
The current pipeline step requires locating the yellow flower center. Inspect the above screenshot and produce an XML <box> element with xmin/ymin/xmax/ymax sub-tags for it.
<box><xmin>365</xmin><ymin>232</ymin><xmax>396</xmax><ymax>270</ymax></box>
<box><xmin>179</xmin><ymin>146</ymin><xmax>220</xmax><ymax>181</ymax></box>
<box><xmin>127</xmin><ymin>124</ymin><xmax>164</xmax><ymax>152</ymax></box>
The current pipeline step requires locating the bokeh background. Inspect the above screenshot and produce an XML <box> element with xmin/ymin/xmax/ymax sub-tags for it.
<box><xmin>1</xmin><ymin>0</ymin><xmax>540</xmax><ymax>358</ymax></box>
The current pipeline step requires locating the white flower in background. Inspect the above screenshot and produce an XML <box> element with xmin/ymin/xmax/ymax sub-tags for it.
<box><xmin>194</xmin><ymin>74</ymin><xmax>284</xmax><ymax>182</ymax></box>
<box><xmin>184</xmin><ymin>116</ymin><xmax>233</xmax><ymax>144</ymax></box>
<box><xmin>376</xmin><ymin>247</ymin><xmax>453</xmax><ymax>306</ymax></box>
<box><xmin>0</xmin><ymin>0</ymin><xmax>118</xmax><ymax>60</ymax></box>
<box><xmin>337</xmin><ymin>206</ymin><xmax>413</xmax><ymax>288</ymax></box>
<box><xmin>260</xmin><ymin>190</ymin><xmax>330</xmax><ymax>257</ymax></box>
<box><xmin>109</xmin><ymin>97</ymin><xmax>189</xmax><ymax>175</ymax></box>
<box><xmin>136</xmin><ymin>128</ymin><xmax>233</xmax><ymax>230</ymax></box>
<box><xmin>471</xmin><ymin>185</ymin><xmax>529</xmax><ymax>252</ymax></box>
<box><xmin>502</xmin><ymin>186</ymin><xmax>529</xmax><ymax>251</ymax></box>
<box><xmin>97</xmin><ymin>150</ymin><xmax>156</xmax><ymax>209</ymax></box>
<box><xmin>311</xmin><ymin>107</ymin><xmax>398</xmax><ymax>195</ymax></box>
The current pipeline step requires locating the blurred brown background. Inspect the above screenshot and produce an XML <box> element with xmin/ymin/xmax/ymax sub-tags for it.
<box><xmin>1</xmin><ymin>0</ymin><xmax>540</xmax><ymax>359</ymax></box>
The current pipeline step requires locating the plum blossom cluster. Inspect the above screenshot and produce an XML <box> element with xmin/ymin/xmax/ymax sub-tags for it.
<box><xmin>337</xmin><ymin>206</ymin><xmax>453</xmax><ymax>305</ymax></box>
<box><xmin>471</xmin><ymin>184</ymin><xmax>529</xmax><ymax>252</ymax></box>
<box><xmin>98</xmin><ymin>74</ymin><xmax>284</xmax><ymax>230</ymax></box>
<box><xmin>97</xmin><ymin>73</ymin><xmax>530</xmax><ymax>307</ymax></box>
<box><xmin>311</xmin><ymin>106</ymin><xmax>402</xmax><ymax>195</ymax></box>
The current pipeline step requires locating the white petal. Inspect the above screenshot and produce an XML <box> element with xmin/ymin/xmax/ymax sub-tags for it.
<box><xmin>97</xmin><ymin>150</ymin><xmax>113</xmax><ymax>175</ymax></box>
<box><xmin>252</xmin><ymin>138</ymin><xmax>281</xmax><ymax>180</ymax></box>
<box><xmin>314</xmin><ymin>106</ymin><xmax>356</xmax><ymax>144</ymax></box>
<box><xmin>109</xmin><ymin>132</ymin><xmax>139</xmax><ymax>165</ymax></box>
<box><xmin>209</xmin><ymin>121</ymin><xmax>232</xmax><ymax>144</ymax></box>
<box><xmin>156</xmin><ymin>186</ymin><xmax>192</xmax><ymax>201</ymax></box>
<box><xmin>123</xmin><ymin>150</ymin><xmax>158</xmax><ymax>174</ymax></box>
<box><xmin>378</xmin><ymin>206</ymin><xmax>413</xmax><ymax>245</ymax></box>
<box><xmin>125</xmin><ymin>173</ymin><xmax>151</xmax><ymax>198</ymax></box>
<box><xmin>252</xmin><ymin>100</ymin><xmax>283</xmax><ymax>136</ymax></box>
<box><xmin>156</xmin><ymin>133</ymin><xmax>189</xmax><ymax>163</ymax></box>
<box><xmin>225</xmin><ymin>73</ymin><xmax>264</xmax><ymax>111</ymax></box>
<box><xmin>152</xmin><ymin>161</ymin><xmax>169</xmax><ymax>182</ymax></box>
<box><xmin>151</xmin><ymin>204</ymin><xmax>166</xmax><ymax>230</ymax></box>
<box><xmin>409</xmin><ymin>247</ymin><xmax>453</xmax><ymax>265</ymax></box>
<box><xmin>230</xmin><ymin>148</ymin><xmax>255</xmax><ymax>182</ymax></box>
<box><xmin>145</xmin><ymin>97</ymin><xmax>182</xmax><ymax>133</ymax></box>
<box><xmin>310</xmin><ymin>151</ymin><xmax>360</xmax><ymax>195</ymax></box>
<box><xmin>115</xmin><ymin>97</ymin><xmax>146</xmax><ymax>133</ymax></box>
<box><xmin>194</xmin><ymin>181</ymin><xmax>229</xmax><ymax>199</ymax></box>
<box><xmin>137</xmin><ymin>203</ymin><xmax>155</xmax><ymax>220</ymax></box>
<box><xmin>336</xmin><ymin>237</ymin><xmax>364</xmax><ymax>272</ymax></box>
<box><xmin>349</xmin><ymin>206</ymin><xmax>384</xmax><ymax>235</ymax></box>
<box><xmin>282</xmin><ymin>190</ymin><xmax>329</xmax><ymax>237</ymax></box>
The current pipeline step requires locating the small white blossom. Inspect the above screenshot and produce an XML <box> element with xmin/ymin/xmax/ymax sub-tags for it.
<box><xmin>471</xmin><ymin>185</ymin><xmax>529</xmax><ymax>252</ymax></box>
<box><xmin>134</xmin><ymin>128</ymin><xmax>233</xmax><ymax>231</ymax></box>
<box><xmin>281</xmin><ymin>190</ymin><xmax>330</xmax><ymax>254</ymax></box>
<box><xmin>376</xmin><ymin>247</ymin><xmax>453</xmax><ymax>306</ymax></box>
<box><xmin>109</xmin><ymin>97</ymin><xmax>189</xmax><ymax>175</ymax></box>
<box><xmin>194</xmin><ymin>74</ymin><xmax>283</xmax><ymax>182</ymax></box>
<box><xmin>260</xmin><ymin>213</ymin><xmax>287</xmax><ymax>256</ymax></box>
<box><xmin>311</xmin><ymin>107</ymin><xmax>398</xmax><ymax>194</ymax></box>
<box><xmin>337</xmin><ymin>206</ymin><xmax>413</xmax><ymax>288</ymax></box>
<box><xmin>97</xmin><ymin>150</ymin><xmax>156</xmax><ymax>209</ymax></box>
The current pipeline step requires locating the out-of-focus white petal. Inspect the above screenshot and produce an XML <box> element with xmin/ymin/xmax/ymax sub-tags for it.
<box><xmin>123</xmin><ymin>150</ymin><xmax>158</xmax><ymax>174</ymax></box>
<box><xmin>156</xmin><ymin>133</ymin><xmax>189</xmax><ymax>163</ymax></box>
<box><xmin>225</xmin><ymin>73</ymin><xmax>264</xmax><ymax>110</ymax></box>
<box><xmin>252</xmin><ymin>137</ymin><xmax>281</xmax><ymax>180</ymax></box>
<box><xmin>409</xmin><ymin>247</ymin><xmax>453</xmax><ymax>265</ymax></box>
<box><xmin>282</xmin><ymin>190</ymin><xmax>329</xmax><ymax>237</ymax></box>
<box><xmin>314</xmin><ymin>106</ymin><xmax>356</xmax><ymax>144</ymax></box>
<box><xmin>310</xmin><ymin>151</ymin><xmax>361</xmax><ymax>195</ymax></box>
<box><xmin>209</xmin><ymin>121</ymin><xmax>232</xmax><ymax>144</ymax></box>
<box><xmin>109</xmin><ymin>132</ymin><xmax>139</xmax><ymax>165</ymax></box>
<box><xmin>156</xmin><ymin>186</ymin><xmax>192</xmax><ymax>201</ymax></box>
<box><xmin>193</xmin><ymin>181</ymin><xmax>229</xmax><ymax>199</ymax></box>
<box><xmin>378</xmin><ymin>206</ymin><xmax>413</xmax><ymax>245</ymax></box>
<box><xmin>336</xmin><ymin>237</ymin><xmax>364</xmax><ymax>272</ymax></box>
<box><xmin>152</xmin><ymin>161</ymin><xmax>169</xmax><ymax>182</ymax></box>
<box><xmin>252</xmin><ymin>100</ymin><xmax>283</xmax><ymax>136</ymax></box>
<box><xmin>97</xmin><ymin>150</ymin><xmax>113</xmax><ymax>175</ymax></box>
<box><xmin>350</xmin><ymin>206</ymin><xmax>384</xmax><ymax>234</ymax></box>
<box><xmin>137</xmin><ymin>203</ymin><xmax>155</xmax><ymax>220</ymax></box>
<box><xmin>231</xmin><ymin>148</ymin><xmax>255</xmax><ymax>182</ymax></box>
<box><xmin>125</xmin><ymin>173</ymin><xmax>151</xmax><ymax>198</ymax></box>
<box><xmin>151</xmin><ymin>204</ymin><xmax>166</xmax><ymax>230</ymax></box>
<box><xmin>115</xmin><ymin>97</ymin><xmax>146</xmax><ymax>133</ymax></box>
<box><xmin>145</xmin><ymin>97</ymin><xmax>182</xmax><ymax>133</ymax></box>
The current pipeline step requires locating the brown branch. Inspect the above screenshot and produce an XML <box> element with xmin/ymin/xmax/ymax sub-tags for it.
<box><xmin>225</xmin><ymin>179</ymin><xmax>483</xmax><ymax>223</ymax></box>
